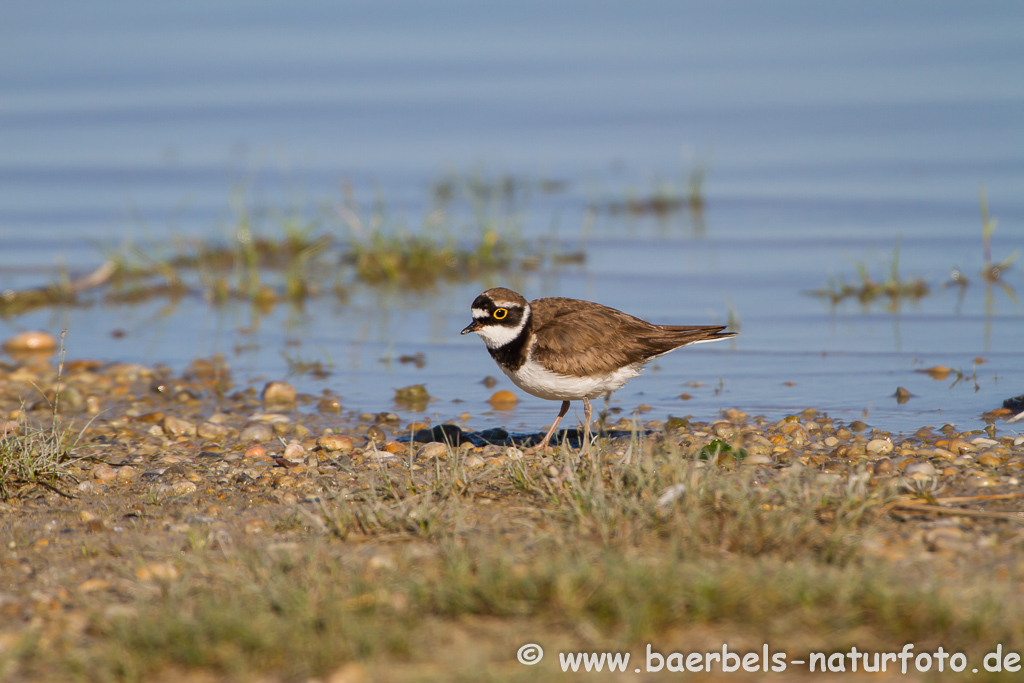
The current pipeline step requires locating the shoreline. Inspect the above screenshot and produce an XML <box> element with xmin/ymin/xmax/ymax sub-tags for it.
<box><xmin>3</xmin><ymin>351</ymin><xmax>1024</xmax><ymax>680</ymax></box>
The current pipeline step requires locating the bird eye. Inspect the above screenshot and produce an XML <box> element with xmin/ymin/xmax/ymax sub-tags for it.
<box><xmin>493</xmin><ymin>308</ymin><xmax>508</xmax><ymax>320</ymax></box>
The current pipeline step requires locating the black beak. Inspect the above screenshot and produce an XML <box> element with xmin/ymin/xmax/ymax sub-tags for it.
<box><xmin>461</xmin><ymin>320</ymin><xmax>482</xmax><ymax>335</ymax></box>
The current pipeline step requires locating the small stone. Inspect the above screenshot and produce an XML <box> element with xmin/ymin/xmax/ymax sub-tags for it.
<box><xmin>947</xmin><ymin>439</ymin><xmax>972</xmax><ymax>455</ymax></box>
<box><xmin>713</xmin><ymin>422</ymin><xmax>737</xmax><ymax>438</ymax></box>
<box><xmin>866</xmin><ymin>438</ymin><xmax>894</xmax><ymax>454</ymax></box>
<box><xmin>893</xmin><ymin>386</ymin><xmax>913</xmax><ymax>403</ymax></box>
<box><xmin>464</xmin><ymin>454</ymin><xmax>486</xmax><ymax>468</ymax></box>
<box><xmin>744</xmin><ymin>453</ymin><xmax>772</xmax><ymax>465</ymax></box>
<box><xmin>873</xmin><ymin>458</ymin><xmax>893</xmax><ymax>475</ymax></box>
<box><xmin>171</xmin><ymin>481</ymin><xmax>197</xmax><ymax>495</ymax></box>
<box><xmin>262</xmin><ymin>381</ymin><xmax>297</xmax><ymax>408</ymax></box>
<box><xmin>2</xmin><ymin>330</ymin><xmax>58</xmax><ymax>353</ymax></box>
<box><xmin>317</xmin><ymin>434</ymin><xmax>354</xmax><ymax>453</ymax></box>
<box><xmin>239</xmin><ymin>422</ymin><xmax>274</xmax><ymax>443</ymax></box>
<box><xmin>244</xmin><ymin>445</ymin><xmax>267</xmax><ymax>458</ymax></box>
<box><xmin>162</xmin><ymin>415</ymin><xmax>197</xmax><ymax>437</ymax></box>
<box><xmin>197</xmin><ymin>422</ymin><xmax>229</xmax><ymax>439</ymax></box>
<box><xmin>823</xmin><ymin>436</ymin><xmax>839</xmax><ymax>447</ymax></box>
<box><xmin>418</xmin><ymin>442</ymin><xmax>448</xmax><ymax>460</ymax></box>
<box><xmin>965</xmin><ymin>474</ymin><xmax>999</xmax><ymax>488</ymax></box>
<box><xmin>115</xmin><ymin>466</ymin><xmax>137</xmax><ymax>481</ymax></box>
<box><xmin>366</xmin><ymin>425</ymin><xmax>387</xmax><ymax>447</ymax></box>
<box><xmin>977</xmin><ymin>452</ymin><xmax>1002</xmax><ymax>468</ymax></box>
<box><xmin>848</xmin><ymin>421</ymin><xmax>868</xmax><ymax>433</ymax></box>
<box><xmin>505</xmin><ymin>446</ymin><xmax>524</xmax><ymax>461</ymax></box>
<box><xmin>283</xmin><ymin>442</ymin><xmax>306</xmax><ymax>461</ymax></box>
<box><xmin>317</xmin><ymin>397</ymin><xmax>342</xmax><ymax>414</ymax></box>
<box><xmin>92</xmin><ymin>466</ymin><xmax>118</xmax><ymax>482</ymax></box>
<box><xmin>488</xmin><ymin>390</ymin><xmax>518</xmax><ymax>409</ymax></box>
<box><xmin>1014</xmin><ymin>437</ymin><xmax>1024</xmax><ymax>447</ymax></box>
<box><xmin>904</xmin><ymin>462</ymin><xmax>937</xmax><ymax>479</ymax></box>
<box><xmin>384</xmin><ymin>441</ymin><xmax>407</xmax><ymax>455</ymax></box>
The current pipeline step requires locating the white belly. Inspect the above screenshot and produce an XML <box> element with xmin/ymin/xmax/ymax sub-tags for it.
<box><xmin>501</xmin><ymin>359</ymin><xmax>642</xmax><ymax>401</ymax></box>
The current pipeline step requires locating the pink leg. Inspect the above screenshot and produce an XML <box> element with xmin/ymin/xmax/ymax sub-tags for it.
<box><xmin>537</xmin><ymin>400</ymin><xmax>571</xmax><ymax>450</ymax></box>
<box><xmin>582</xmin><ymin>397</ymin><xmax>594</xmax><ymax>455</ymax></box>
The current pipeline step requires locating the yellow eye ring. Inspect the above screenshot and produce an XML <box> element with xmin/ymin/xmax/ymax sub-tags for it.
<box><xmin>493</xmin><ymin>308</ymin><xmax>508</xmax><ymax>320</ymax></box>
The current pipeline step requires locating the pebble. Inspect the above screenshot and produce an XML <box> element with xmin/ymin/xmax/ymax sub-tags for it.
<box><xmin>464</xmin><ymin>454</ymin><xmax>486</xmax><ymax>468</ymax></box>
<box><xmin>92</xmin><ymin>466</ymin><xmax>118</xmax><ymax>482</ymax></box>
<box><xmin>488</xmin><ymin>390</ymin><xmax>518</xmax><ymax>408</ymax></box>
<box><xmin>239</xmin><ymin>422</ymin><xmax>274</xmax><ymax>443</ymax></box>
<box><xmin>197</xmin><ymin>421</ymin><xmax>230</xmax><ymax>439</ymax></box>
<box><xmin>282</xmin><ymin>442</ymin><xmax>306</xmax><ymax>461</ymax></box>
<box><xmin>162</xmin><ymin>415</ymin><xmax>197</xmax><ymax>437</ymax></box>
<box><xmin>713</xmin><ymin>422</ymin><xmax>738</xmax><ymax>438</ymax></box>
<box><xmin>505</xmin><ymin>446</ymin><xmax>524</xmax><ymax>461</ymax></box>
<box><xmin>744</xmin><ymin>453</ymin><xmax>772</xmax><ymax>465</ymax></box>
<box><xmin>417</xmin><ymin>442</ymin><xmax>449</xmax><ymax>460</ymax></box>
<box><xmin>904</xmin><ymin>462</ymin><xmax>937</xmax><ymax>479</ymax></box>
<box><xmin>947</xmin><ymin>439</ymin><xmax>972</xmax><ymax>455</ymax></box>
<box><xmin>115</xmin><ymin>466</ymin><xmax>137</xmax><ymax>481</ymax></box>
<box><xmin>1015</xmin><ymin>437</ymin><xmax>1024</xmax><ymax>447</ymax></box>
<box><xmin>965</xmin><ymin>475</ymin><xmax>999</xmax><ymax>488</ymax></box>
<box><xmin>723</xmin><ymin>408</ymin><xmax>748</xmax><ymax>422</ymax></box>
<box><xmin>384</xmin><ymin>441</ymin><xmax>407</xmax><ymax>455</ymax></box>
<box><xmin>866</xmin><ymin>438</ymin><xmax>894</xmax><ymax>454</ymax></box>
<box><xmin>872</xmin><ymin>458</ymin><xmax>893</xmax><ymax>475</ymax></box>
<box><xmin>366</xmin><ymin>426</ymin><xmax>387</xmax><ymax>448</ymax></box>
<box><xmin>262</xmin><ymin>381</ymin><xmax>297</xmax><ymax>407</ymax></box>
<box><xmin>976</xmin><ymin>452</ymin><xmax>1002</xmax><ymax>468</ymax></box>
<box><xmin>317</xmin><ymin>397</ymin><xmax>342</xmax><ymax>414</ymax></box>
<box><xmin>317</xmin><ymin>434</ymin><xmax>354</xmax><ymax>453</ymax></box>
<box><xmin>2</xmin><ymin>330</ymin><xmax>58</xmax><ymax>353</ymax></box>
<box><xmin>244</xmin><ymin>445</ymin><xmax>267</xmax><ymax>458</ymax></box>
<box><xmin>171</xmin><ymin>481</ymin><xmax>198</xmax><ymax>495</ymax></box>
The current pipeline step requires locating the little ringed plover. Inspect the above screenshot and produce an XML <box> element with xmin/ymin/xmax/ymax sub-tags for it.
<box><xmin>461</xmin><ymin>287</ymin><xmax>736</xmax><ymax>452</ymax></box>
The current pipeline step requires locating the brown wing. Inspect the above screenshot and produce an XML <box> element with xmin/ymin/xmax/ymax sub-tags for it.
<box><xmin>529</xmin><ymin>297</ymin><xmax>735</xmax><ymax>378</ymax></box>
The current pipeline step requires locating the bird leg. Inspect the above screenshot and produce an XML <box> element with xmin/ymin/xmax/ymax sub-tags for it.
<box><xmin>582</xmin><ymin>397</ymin><xmax>594</xmax><ymax>455</ymax></box>
<box><xmin>537</xmin><ymin>400</ymin><xmax>570</xmax><ymax>450</ymax></box>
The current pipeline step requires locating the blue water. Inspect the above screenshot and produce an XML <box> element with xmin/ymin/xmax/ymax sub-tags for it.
<box><xmin>1</xmin><ymin>1</ymin><xmax>1022</xmax><ymax>434</ymax></box>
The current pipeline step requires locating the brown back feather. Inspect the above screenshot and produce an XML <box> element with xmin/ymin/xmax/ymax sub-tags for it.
<box><xmin>529</xmin><ymin>297</ymin><xmax>735</xmax><ymax>378</ymax></box>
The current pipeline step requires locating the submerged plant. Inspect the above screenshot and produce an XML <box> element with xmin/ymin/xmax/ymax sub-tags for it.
<box><xmin>810</xmin><ymin>246</ymin><xmax>929</xmax><ymax>310</ymax></box>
